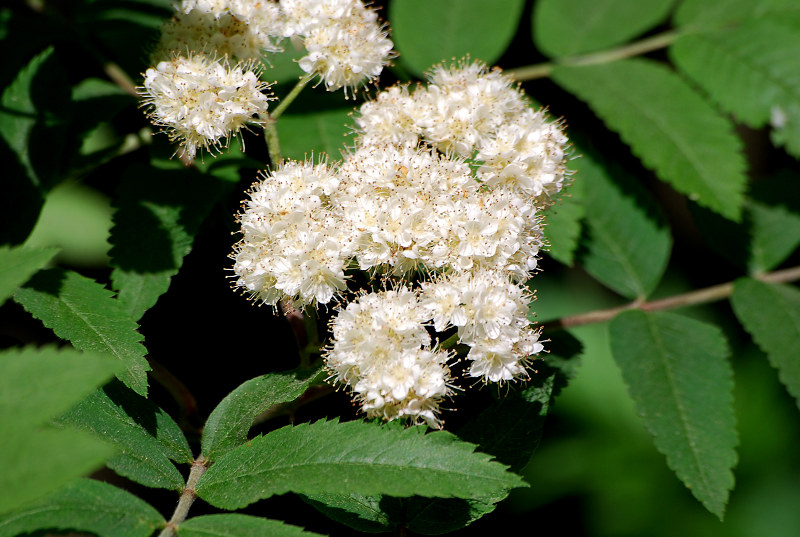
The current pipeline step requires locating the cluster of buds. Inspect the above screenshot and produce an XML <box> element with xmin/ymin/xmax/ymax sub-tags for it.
<box><xmin>139</xmin><ymin>0</ymin><xmax>393</xmax><ymax>159</ymax></box>
<box><xmin>231</xmin><ymin>60</ymin><xmax>570</xmax><ymax>427</ymax></box>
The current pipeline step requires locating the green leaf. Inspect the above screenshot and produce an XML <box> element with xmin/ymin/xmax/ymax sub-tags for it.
<box><xmin>404</xmin><ymin>374</ymin><xmax>556</xmax><ymax>534</ymax></box>
<box><xmin>0</xmin><ymin>478</ymin><xmax>164</xmax><ymax>537</ymax></box>
<box><xmin>674</xmin><ymin>0</ymin><xmax>799</xmax><ymax>28</ymax></box>
<box><xmin>202</xmin><ymin>369</ymin><xmax>322</xmax><ymax>459</ymax></box>
<box><xmin>277</xmin><ymin>108</ymin><xmax>353</xmax><ymax>161</ymax></box>
<box><xmin>689</xmin><ymin>172</ymin><xmax>800</xmax><ymax>274</ymax></box>
<box><xmin>0</xmin><ymin>245</ymin><xmax>57</xmax><ymax>306</ymax></box>
<box><xmin>552</xmin><ymin>59</ymin><xmax>746</xmax><ymax>221</ymax></box>
<box><xmin>178</xmin><ymin>514</ymin><xmax>324</xmax><ymax>537</ymax></box>
<box><xmin>609</xmin><ymin>310</ymin><xmax>737</xmax><ymax>519</ymax></box>
<box><xmin>542</xmin><ymin>181</ymin><xmax>584</xmax><ymax>266</ymax></box>
<box><xmin>14</xmin><ymin>268</ymin><xmax>150</xmax><ymax>396</ymax></box>
<box><xmin>60</xmin><ymin>380</ymin><xmax>192</xmax><ymax>490</ymax></box>
<box><xmin>534</xmin><ymin>0</ymin><xmax>674</xmax><ymax>57</ymax></box>
<box><xmin>670</xmin><ymin>14</ymin><xmax>800</xmax><ymax>128</ymax></box>
<box><xmin>389</xmin><ymin>0</ymin><xmax>526</xmax><ymax>77</ymax></box>
<box><xmin>0</xmin><ymin>346</ymin><xmax>117</xmax><ymax>431</ymax></box>
<box><xmin>0</xmin><ymin>428</ymin><xmax>115</xmax><ymax>515</ymax></box>
<box><xmin>110</xmin><ymin>164</ymin><xmax>228</xmax><ymax>322</ymax></box>
<box><xmin>196</xmin><ymin>419</ymin><xmax>526</xmax><ymax>510</ymax></box>
<box><xmin>577</xmin><ymin>150</ymin><xmax>671</xmax><ymax>299</ymax></box>
<box><xmin>748</xmin><ymin>198</ymin><xmax>800</xmax><ymax>274</ymax></box>
<box><xmin>731</xmin><ymin>279</ymin><xmax>800</xmax><ymax>411</ymax></box>
<box><xmin>305</xmin><ymin>373</ymin><xmax>558</xmax><ymax>534</ymax></box>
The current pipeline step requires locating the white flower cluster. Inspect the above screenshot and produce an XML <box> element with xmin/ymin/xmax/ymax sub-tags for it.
<box><xmin>356</xmin><ymin>60</ymin><xmax>569</xmax><ymax>205</ymax></box>
<box><xmin>325</xmin><ymin>288</ymin><xmax>452</xmax><ymax>427</ymax></box>
<box><xmin>140</xmin><ymin>53</ymin><xmax>271</xmax><ymax>159</ymax></box>
<box><xmin>141</xmin><ymin>0</ymin><xmax>393</xmax><ymax>158</ymax></box>
<box><xmin>159</xmin><ymin>1</ymin><xmax>285</xmax><ymax>62</ymax></box>
<box><xmin>281</xmin><ymin>0</ymin><xmax>394</xmax><ymax>95</ymax></box>
<box><xmin>232</xmin><ymin>60</ymin><xmax>569</xmax><ymax>426</ymax></box>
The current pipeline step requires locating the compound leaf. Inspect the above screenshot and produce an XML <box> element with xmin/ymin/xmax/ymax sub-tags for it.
<box><xmin>609</xmin><ymin>310</ymin><xmax>737</xmax><ymax>519</ymax></box>
<box><xmin>552</xmin><ymin>59</ymin><xmax>746</xmax><ymax>221</ymax></box>
<box><xmin>196</xmin><ymin>420</ymin><xmax>525</xmax><ymax>510</ymax></box>
<box><xmin>304</xmin><ymin>373</ymin><xmax>557</xmax><ymax>534</ymax></box>
<box><xmin>14</xmin><ymin>268</ymin><xmax>150</xmax><ymax>396</ymax></box>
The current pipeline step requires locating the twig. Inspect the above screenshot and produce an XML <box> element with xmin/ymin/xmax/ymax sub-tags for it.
<box><xmin>507</xmin><ymin>30</ymin><xmax>680</xmax><ymax>82</ymax></box>
<box><xmin>158</xmin><ymin>456</ymin><xmax>208</xmax><ymax>537</ymax></box>
<box><xmin>544</xmin><ymin>265</ymin><xmax>800</xmax><ymax>332</ymax></box>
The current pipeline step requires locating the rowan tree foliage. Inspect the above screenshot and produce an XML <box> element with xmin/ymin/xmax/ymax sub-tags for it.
<box><xmin>2</xmin><ymin>1</ymin><xmax>800</xmax><ymax>536</ymax></box>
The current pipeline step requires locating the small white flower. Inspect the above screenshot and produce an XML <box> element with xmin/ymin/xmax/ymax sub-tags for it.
<box><xmin>140</xmin><ymin>53</ymin><xmax>272</xmax><ymax>159</ymax></box>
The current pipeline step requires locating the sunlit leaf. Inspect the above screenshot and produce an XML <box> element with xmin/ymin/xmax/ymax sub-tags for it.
<box><xmin>0</xmin><ymin>429</ymin><xmax>115</xmax><ymax>516</ymax></box>
<box><xmin>196</xmin><ymin>420</ymin><xmax>526</xmax><ymax>510</ymax></box>
<box><xmin>0</xmin><ymin>346</ymin><xmax>117</xmax><ymax>432</ymax></box>
<box><xmin>14</xmin><ymin>268</ymin><xmax>150</xmax><ymax>396</ymax></box>
<box><xmin>202</xmin><ymin>369</ymin><xmax>323</xmax><ymax>459</ymax></box>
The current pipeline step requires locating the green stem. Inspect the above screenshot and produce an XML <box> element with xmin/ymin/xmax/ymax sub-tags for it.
<box><xmin>263</xmin><ymin>73</ymin><xmax>315</xmax><ymax>167</ymax></box>
<box><xmin>159</xmin><ymin>456</ymin><xmax>208</xmax><ymax>537</ymax></box>
<box><xmin>544</xmin><ymin>265</ymin><xmax>800</xmax><ymax>332</ymax></box>
<box><xmin>507</xmin><ymin>30</ymin><xmax>681</xmax><ymax>82</ymax></box>
<box><xmin>264</xmin><ymin>119</ymin><xmax>283</xmax><ymax>167</ymax></box>
<box><xmin>272</xmin><ymin>73</ymin><xmax>315</xmax><ymax>120</ymax></box>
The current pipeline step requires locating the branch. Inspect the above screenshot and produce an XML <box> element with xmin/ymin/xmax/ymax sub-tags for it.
<box><xmin>507</xmin><ymin>30</ymin><xmax>680</xmax><ymax>82</ymax></box>
<box><xmin>544</xmin><ymin>265</ymin><xmax>800</xmax><ymax>332</ymax></box>
<box><xmin>158</xmin><ymin>456</ymin><xmax>208</xmax><ymax>537</ymax></box>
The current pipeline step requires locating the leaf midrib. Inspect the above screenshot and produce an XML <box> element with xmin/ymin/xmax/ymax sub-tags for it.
<box><xmin>644</xmin><ymin>315</ymin><xmax>712</xmax><ymax>495</ymax></box>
